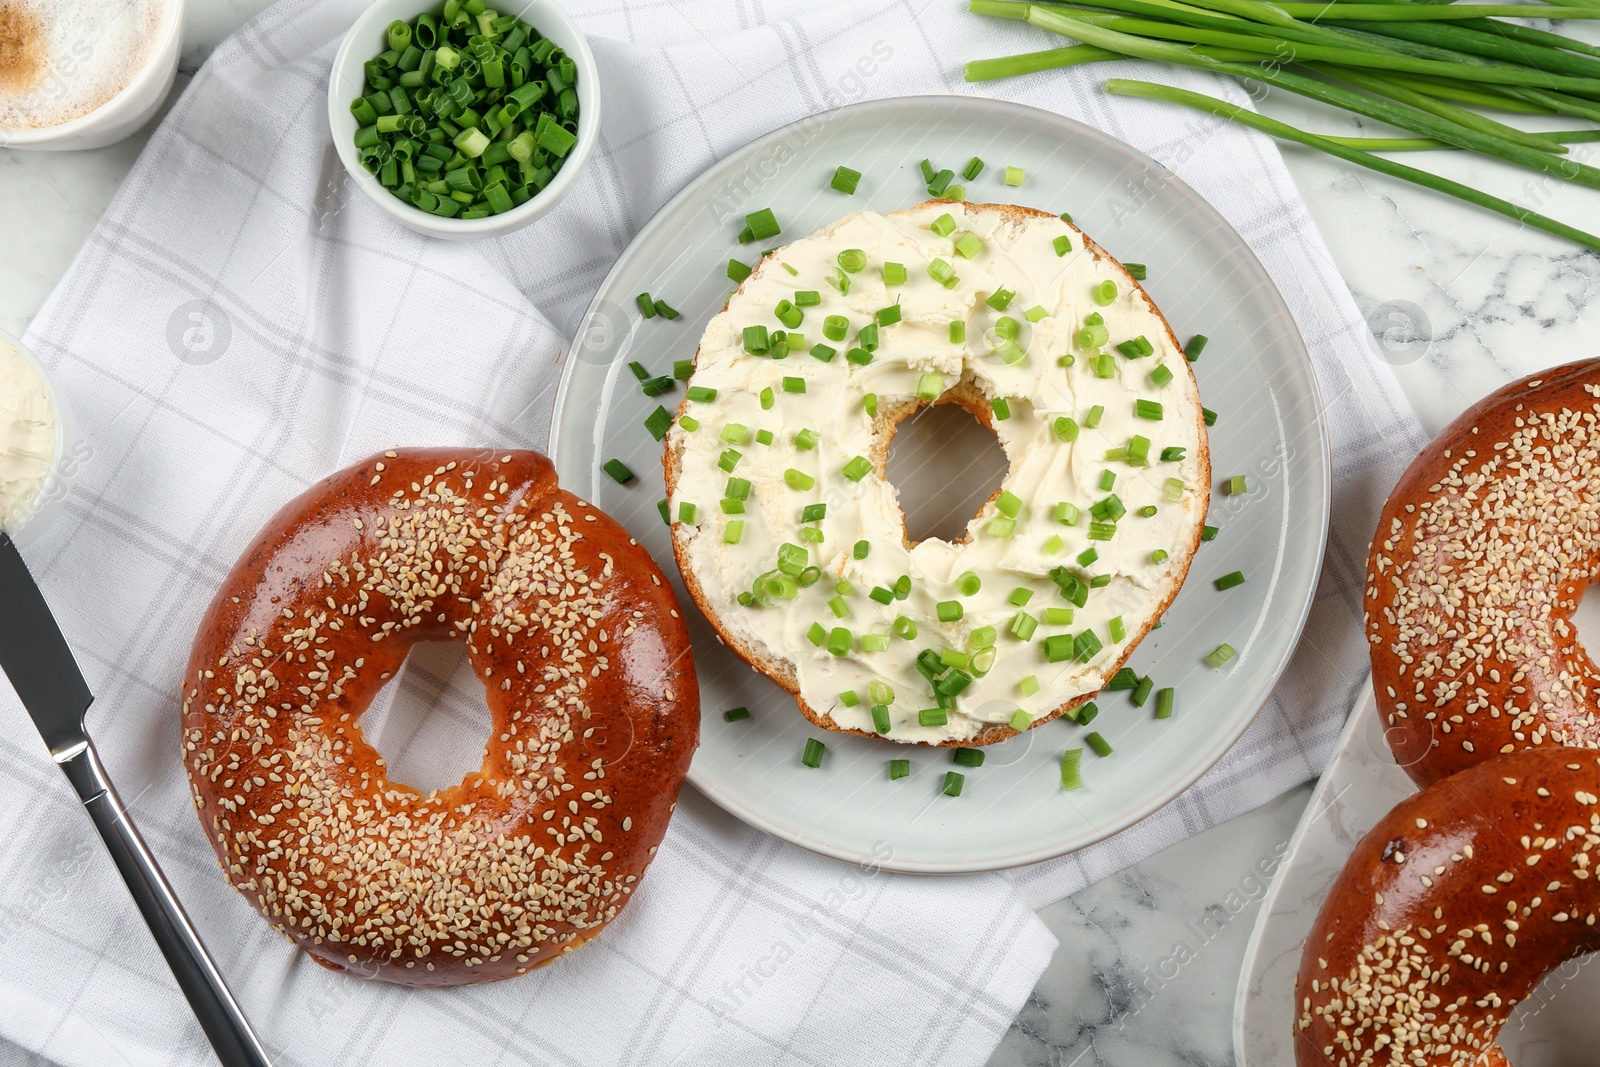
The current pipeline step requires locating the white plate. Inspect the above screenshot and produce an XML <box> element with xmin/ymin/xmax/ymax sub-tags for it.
<box><xmin>549</xmin><ymin>96</ymin><xmax>1330</xmax><ymax>874</ymax></box>
<box><xmin>1234</xmin><ymin>690</ymin><xmax>1600</xmax><ymax>1064</ymax></box>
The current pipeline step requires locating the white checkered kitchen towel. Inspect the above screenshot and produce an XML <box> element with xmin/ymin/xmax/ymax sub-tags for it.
<box><xmin>0</xmin><ymin>0</ymin><xmax>1426</xmax><ymax>1064</ymax></box>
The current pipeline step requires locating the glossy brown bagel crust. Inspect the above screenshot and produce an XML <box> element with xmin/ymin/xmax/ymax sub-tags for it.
<box><xmin>182</xmin><ymin>448</ymin><xmax>698</xmax><ymax>986</ymax></box>
<box><xmin>1294</xmin><ymin>747</ymin><xmax>1600</xmax><ymax>1067</ymax></box>
<box><xmin>1366</xmin><ymin>360</ymin><xmax>1600</xmax><ymax>787</ymax></box>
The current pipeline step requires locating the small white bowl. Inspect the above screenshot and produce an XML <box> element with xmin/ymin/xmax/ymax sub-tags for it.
<box><xmin>326</xmin><ymin>0</ymin><xmax>600</xmax><ymax>241</ymax></box>
<box><xmin>0</xmin><ymin>329</ymin><xmax>77</xmax><ymax>548</ymax></box>
<box><xmin>0</xmin><ymin>0</ymin><xmax>185</xmax><ymax>152</ymax></box>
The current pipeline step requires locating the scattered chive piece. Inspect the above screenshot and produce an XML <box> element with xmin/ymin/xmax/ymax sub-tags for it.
<box><xmin>936</xmin><ymin>600</ymin><xmax>964</xmax><ymax>622</ymax></box>
<box><xmin>1093</xmin><ymin>280</ymin><xmax>1117</xmax><ymax>306</ymax></box>
<box><xmin>1011</xmin><ymin>610</ymin><xmax>1038</xmax><ymax>641</ymax></box>
<box><xmin>942</xmin><ymin>771</ymin><xmax>965</xmax><ymax>796</ymax></box>
<box><xmin>1131</xmin><ymin>675</ymin><xmax>1155</xmax><ymax>707</ymax></box>
<box><xmin>1004</xmin><ymin>165</ymin><xmax>1024</xmax><ymax>186</ymax></box>
<box><xmin>1203</xmin><ymin>408</ymin><xmax>1218</xmax><ymax>427</ymax></box>
<box><xmin>1076</xmin><ymin>701</ymin><xmax>1100</xmax><ymax>726</ymax></box>
<box><xmin>928</xmin><ymin>168</ymin><xmax>955</xmax><ymax>197</ymax></box>
<box><xmin>920</xmin><ymin>707</ymin><xmax>949</xmax><ymax>727</ymax></box>
<box><xmin>842</xmin><ymin>456</ymin><xmax>871</xmax><ymax>482</ymax></box>
<box><xmin>1053</xmin><ymin>234</ymin><xmax>1073</xmax><ymax>257</ymax></box>
<box><xmin>1208</xmin><ymin>642</ymin><xmax>1237</xmax><ymax>668</ymax></box>
<box><xmin>636</xmin><ymin>293</ymin><xmax>657</xmax><ymax>318</ymax></box>
<box><xmin>801</xmin><ymin>737</ymin><xmax>825</xmax><ymax>768</ymax></box>
<box><xmin>657</xmin><ymin>499</ymin><xmax>670</xmax><ymax>525</ymax></box>
<box><xmin>728</xmin><ymin>259</ymin><xmax>752</xmax><ymax>283</ymax></box>
<box><xmin>963</xmin><ymin>156</ymin><xmax>985</xmax><ymax>181</ymax></box>
<box><xmin>1201</xmin><ymin>525</ymin><xmax>1219</xmax><ymax>542</ymax></box>
<box><xmin>1085</xmin><ymin>405</ymin><xmax>1104</xmax><ymax>429</ymax></box>
<box><xmin>744</xmin><ymin>207</ymin><xmax>780</xmax><ymax>242</ymax></box>
<box><xmin>1186</xmin><ymin>334</ymin><xmax>1209</xmax><ymax>361</ymax></box>
<box><xmin>1124</xmin><ymin>263</ymin><xmax>1147</xmax><ymax>281</ymax></box>
<box><xmin>831</xmin><ymin>165</ymin><xmax>861</xmax><ymax>194</ymax></box>
<box><xmin>673</xmin><ymin>359</ymin><xmax>695</xmax><ymax>380</ymax></box>
<box><xmin>1107</xmin><ymin>667</ymin><xmax>1139</xmax><ymax>691</ymax></box>
<box><xmin>920</xmin><ymin>158</ymin><xmax>935</xmax><ymax>183</ymax></box>
<box><xmin>654</xmin><ymin>299</ymin><xmax>680</xmax><ymax>320</ymax></box>
<box><xmin>1061</xmin><ymin>748</ymin><xmax>1084</xmax><ymax>790</ymax></box>
<box><xmin>1224</xmin><ymin>475</ymin><xmax>1248</xmax><ymax>496</ymax></box>
<box><xmin>953</xmin><ymin>748</ymin><xmax>985</xmax><ymax>767</ymax></box>
<box><xmin>640</xmin><ymin>376</ymin><xmax>675</xmax><ymax>397</ymax></box>
<box><xmin>629</xmin><ymin>361</ymin><xmax>652</xmax><ymax>382</ymax></box>
<box><xmin>602</xmin><ymin>459</ymin><xmax>634</xmax><ymax>484</ymax></box>
<box><xmin>1086</xmin><ymin>732</ymin><xmax>1113</xmax><ymax>758</ymax></box>
<box><xmin>889</xmin><ymin>758</ymin><xmax>910</xmax><ymax>779</ymax></box>
<box><xmin>724</xmin><ymin>707</ymin><xmax>750</xmax><ymax>722</ymax></box>
<box><xmin>1215</xmin><ymin>570</ymin><xmax>1246</xmax><ymax>591</ymax></box>
<box><xmin>644</xmin><ymin>406</ymin><xmax>672</xmax><ymax>441</ymax></box>
<box><xmin>1155</xmin><ymin>687</ymin><xmax>1175</xmax><ymax>720</ymax></box>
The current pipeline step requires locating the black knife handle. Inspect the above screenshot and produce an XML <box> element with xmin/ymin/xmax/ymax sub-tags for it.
<box><xmin>58</xmin><ymin>740</ymin><xmax>272</xmax><ymax>1067</ymax></box>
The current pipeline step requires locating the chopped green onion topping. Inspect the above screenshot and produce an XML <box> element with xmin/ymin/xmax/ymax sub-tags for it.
<box><xmin>1208</xmin><ymin>642</ymin><xmax>1236</xmax><ymax>668</ymax></box>
<box><xmin>831</xmin><ymin>165</ymin><xmax>861</xmax><ymax>194</ymax></box>
<box><xmin>1108</xmin><ymin>616</ymin><xmax>1126</xmax><ymax>643</ymax></box>
<box><xmin>1084</xmin><ymin>405</ymin><xmax>1104</xmax><ymax>429</ymax></box>
<box><xmin>1186</xmin><ymin>334</ymin><xmax>1208</xmax><ymax>361</ymax></box>
<box><xmin>991</xmin><ymin>397</ymin><xmax>1011</xmax><ymax>421</ymax></box>
<box><xmin>723</xmin><ymin>520</ymin><xmax>745</xmax><ymax>544</ymax></box>
<box><xmin>636</xmin><ymin>293</ymin><xmax>656</xmax><ymax>318</ymax></box>
<box><xmin>942</xmin><ymin>771</ymin><xmax>965</xmax><ymax>796</ymax></box>
<box><xmin>1155</xmin><ymin>687</ymin><xmax>1175</xmax><ymax>720</ymax></box>
<box><xmin>1131</xmin><ymin>676</ymin><xmax>1155</xmax><ymax>707</ymax></box>
<box><xmin>1011</xmin><ymin>611</ymin><xmax>1038</xmax><ymax>641</ymax></box>
<box><xmin>1004</xmin><ymin>165</ymin><xmax>1024</xmax><ymax>186</ymax></box>
<box><xmin>936</xmin><ymin>600</ymin><xmax>964</xmax><ymax>622</ymax></box>
<box><xmin>864</xmin><ymin>393</ymin><xmax>878</xmax><ymax>416</ymax></box>
<box><xmin>1053</xmin><ymin>235</ymin><xmax>1073</xmax><ymax>257</ymax></box>
<box><xmin>956</xmin><ymin>571</ymin><xmax>981</xmax><ymax>596</ymax></box>
<box><xmin>1061</xmin><ymin>748</ymin><xmax>1084</xmax><ymax>790</ymax></box>
<box><xmin>931</xmin><ymin>213</ymin><xmax>957</xmax><ymax>237</ymax></box>
<box><xmin>1150</xmin><ymin>364</ymin><xmax>1174</xmax><ymax>388</ymax></box>
<box><xmin>986</xmin><ymin>287</ymin><xmax>1015</xmax><ymax>312</ymax></box>
<box><xmin>1151</xmin><ymin>549</ymin><xmax>1169</xmax><ymax>565</ymax></box>
<box><xmin>687</xmin><ymin>385</ymin><xmax>718</xmax><ymax>403</ymax></box>
<box><xmin>1203</xmin><ymin>408</ymin><xmax>1218</xmax><ymax>427</ymax></box>
<box><xmin>893</xmin><ymin>615</ymin><xmax>918</xmax><ymax>641</ymax></box>
<box><xmin>602</xmin><ymin>459</ymin><xmax>634</xmax><ymax>484</ymax></box>
<box><xmin>1020</xmin><ymin>674</ymin><xmax>1041</xmax><ymax>697</ymax></box>
<box><xmin>1215</xmin><ymin>570</ymin><xmax>1246</xmax><ymax>591</ymax></box>
<box><xmin>784</xmin><ymin>468</ymin><xmax>815</xmax><ymax>490</ymax></box>
<box><xmin>644</xmin><ymin>406</ymin><xmax>672</xmax><ymax>441</ymax></box>
<box><xmin>1107</xmin><ymin>668</ymin><xmax>1139</xmax><ymax>691</ymax></box>
<box><xmin>1161</xmin><ymin>446</ymin><xmax>1185</xmax><ymax>462</ymax></box>
<box><xmin>842</xmin><ymin>456</ymin><xmax>871</xmax><ymax>482</ymax></box>
<box><xmin>920</xmin><ymin>707</ymin><xmax>949</xmax><ymax>727</ymax></box>
<box><xmin>1202</xmin><ymin>525</ymin><xmax>1219</xmax><ymax>541</ymax></box>
<box><xmin>1092</xmin><ymin>280</ymin><xmax>1117</xmax><ymax>306</ymax></box>
<box><xmin>674</xmin><ymin>359</ymin><xmax>695</xmax><ymax>381</ymax></box>
<box><xmin>954</xmin><ymin>233</ymin><xmax>984</xmax><ymax>260</ymax></box>
<box><xmin>822</xmin><ymin>315</ymin><xmax>848</xmax><ymax>342</ymax></box>
<box><xmin>744</xmin><ymin>208</ymin><xmax>781</xmax><ymax>242</ymax></box>
<box><xmin>889</xmin><ymin>758</ymin><xmax>910</xmax><ymax>779</ymax></box>
<box><xmin>1086</xmin><ymin>732</ymin><xmax>1113</xmax><ymax>758</ymax></box>
<box><xmin>727</xmin><ymin>259</ymin><xmax>752</xmax><ymax>283</ymax></box>
<box><xmin>1076</xmin><ymin>701</ymin><xmax>1100</xmax><ymax>726</ymax></box>
<box><xmin>724</xmin><ymin>706</ymin><xmax>750</xmax><ymax>722</ymax></box>
<box><xmin>678</xmin><ymin>502</ymin><xmax>699</xmax><ymax>525</ymax></box>
<box><xmin>801</xmin><ymin>737</ymin><xmax>825</xmax><ymax>767</ymax></box>
<box><xmin>953</xmin><ymin>748</ymin><xmax>985</xmax><ymax>768</ymax></box>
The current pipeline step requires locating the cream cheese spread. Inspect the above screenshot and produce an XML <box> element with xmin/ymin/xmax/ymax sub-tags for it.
<box><xmin>668</xmin><ymin>202</ymin><xmax>1208</xmax><ymax>743</ymax></box>
<box><xmin>0</xmin><ymin>336</ymin><xmax>56</xmax><ymax>533</ymax></box>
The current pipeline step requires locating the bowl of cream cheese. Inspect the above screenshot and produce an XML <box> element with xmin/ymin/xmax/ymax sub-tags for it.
<box><xmin>0</xmin><ymin>329</ymin><xmax>72</xmax><ymax>545</ymax></box>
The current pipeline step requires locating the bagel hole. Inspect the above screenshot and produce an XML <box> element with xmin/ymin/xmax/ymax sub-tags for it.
<box><xmin>885</xmin><ymin>399</ymin><xmax>1008</xmax><ymax>545</ymax></box>
<box><xmin>1499</xmin><ymin>952</ymin><xmax>1600</xmax><ymax>1064</ymax></box>
<box><xmin>358</xmin><ymin>641</ymin><xmax>493</xmax><ymax>796</ymax></box>
<box><xmin>1572</xmin><ymin>584</ymin><xmax>1600</xmax><ymax>666</ymax></box>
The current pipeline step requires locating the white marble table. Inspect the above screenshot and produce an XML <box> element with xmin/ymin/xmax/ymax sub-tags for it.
<box><xmin>5</xmin><ymin>3</ymin><xmax>1599</xmax><ymax>1065</ymax></box>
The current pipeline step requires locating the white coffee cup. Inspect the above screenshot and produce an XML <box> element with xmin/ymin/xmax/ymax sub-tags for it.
<box><xmin>0</xmin><ymin>0</ymin><xmax>185</xmax><ymax>152</ymax></box>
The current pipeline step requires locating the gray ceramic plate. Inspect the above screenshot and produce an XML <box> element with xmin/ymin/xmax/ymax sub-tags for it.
<box><xmin>548</xmin><ymin>96</ymin><xmax>1330</xmax><ymax>874</ymax></box>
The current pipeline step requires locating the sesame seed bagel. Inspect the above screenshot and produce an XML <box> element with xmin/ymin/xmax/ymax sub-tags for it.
<box><xmin>181</xmin><ymin>448</ymin><xmax>698</xmax><ymax>986</ymax></box>
<box><xmin>1367</xmin><ymin>361</ymin><xmax>1600</xmax><ymax>787</ymax></box>
<box><xmin>1293</xmin><ymin>746</ymin><xmax>1600</xmax><ymax>1067</ymax></box>
<box><xmin>665</xmin><ymin>201</ymin><xmax>1208</xmax><ymax>746</ymax></box>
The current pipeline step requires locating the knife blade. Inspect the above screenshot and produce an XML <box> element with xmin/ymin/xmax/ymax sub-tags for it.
<box><xmin>0</xmin><ymin>532</ymin><xmax>272</xmax><ymax>1067</ymax></box>
<box><xmin>0</xmin><ymin>532</ymin><xmax>93</xmax><ymax>758</ymax></box>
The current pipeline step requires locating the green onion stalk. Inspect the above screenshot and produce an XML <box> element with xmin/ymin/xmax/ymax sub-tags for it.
<box><xmin>966</xmin><ymin>0</ymin><xmax>1600</xmax><ymax>249</ymax></box>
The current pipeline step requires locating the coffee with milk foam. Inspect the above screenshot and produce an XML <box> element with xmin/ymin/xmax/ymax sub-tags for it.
<box><xmin>0</xmin><ymin>0</ymin><xmax>168</xmax><ymax>130</ymax></box>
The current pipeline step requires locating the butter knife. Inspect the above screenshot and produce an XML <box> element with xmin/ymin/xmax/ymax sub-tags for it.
<box><xmin>0</xmin><ymin>533</ymin><xmax>271</xmax><ymax>1067</ymax></box>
